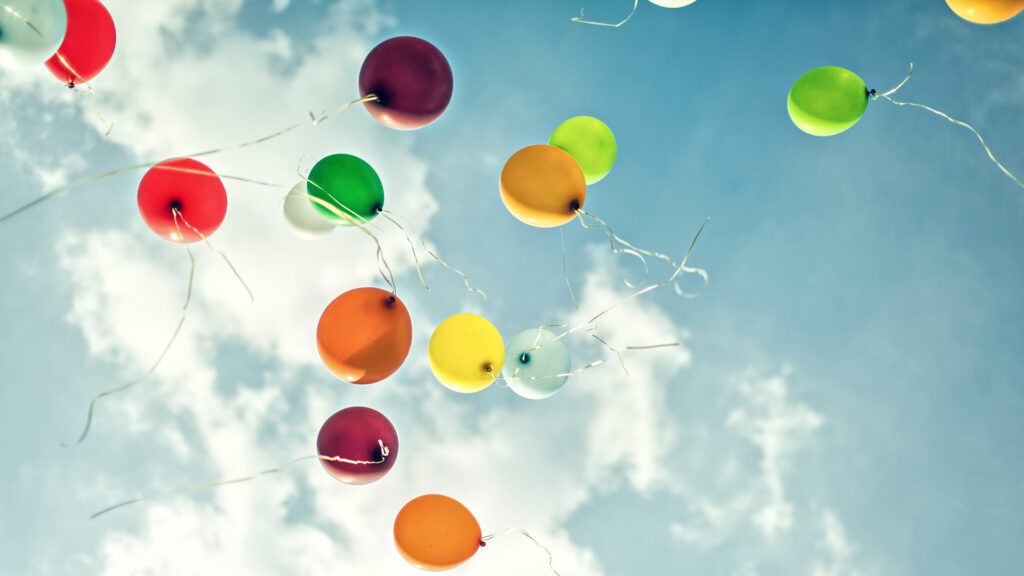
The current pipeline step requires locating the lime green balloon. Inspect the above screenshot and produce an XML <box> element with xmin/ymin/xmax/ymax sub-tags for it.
<box><xmin>307</xmin><ymin>154</ymin><xmax>384</xmax><ymax>226</ymax></box>
<box><xmin>787</xmin><ymin>67</ymin><xmax>869</xmax><ymax>137</ymax></box>
<box><xmin>548</xmin><ymin>116</ymin><xmax>617</xmax><ymax>185</ymax></box>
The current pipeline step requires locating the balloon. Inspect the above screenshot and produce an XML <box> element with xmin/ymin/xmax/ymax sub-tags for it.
<box><xmin>548</xmin><ymin>116</ymin><xmax>617</xmax><ymax>185</ymax></box>
<box><xmin>0</xmin><ymin>0</ymin><xmax>67</xmax><ymax>63</ymax></box>
<box><xmin>428</xmin><ymin>313</ymin><xmax>504</xmax><ymax>393</ymax></box>
<box><xmin>283</xmin><ymin>181</ymin><xmax>334</xmax><ymax>240</ymax></box>
<box><xmin>317</xmin><ymin>406</ymin><xmax>398</xmax><ymax>485</ymax></box>
<box><xmin>649</xmin><ymin>0</ymin><xmax>698</xmax><ymax>7</ymax></box>
<box><xmin>499</xmin><ymin>144</ymin><xmax>587</xmax><ymax>228</ymax></box>
<box><xmin>137</xmin><ymin>158</ymin><xmax>228</xmax><ymax>243</ymax></box>
<box><xmin>44</xmin><ymin>0</ymin><xmax>115</xmax><ymax>86</ymax></box>
<box><xmin>787</xmin><ymin>66</ymin><xmax>868</xmax><ymax>137</ymax></box>
<box><xmin>504</xmin><ymin>329</ymin><xmax>571</xmax><ymax>400</ymax></box>
<box><xmin>359</xmin><ymin>36</ymin><xmax>454</xmax><ymax>130</ymax></box>
<box><xmin>946</xmin><ymin>0</ymin><xmax>1024</xmax><ymax>23</ymax></box>
<box><xmin>306</xmin><ymin>153</ymin><xmax>384</xmax><ymax>226</ymax></box>
<box><xmin>394</xmin><ymin>494</ymin><xmax>482</xmax><ymax>571</ymax></box>
<box><xmin>317</xmin><ymin>287</ymin><xmax>412</xmax><ymax>384</ymax></box>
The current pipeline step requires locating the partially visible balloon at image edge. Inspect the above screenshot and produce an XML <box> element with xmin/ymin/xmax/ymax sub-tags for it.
<box><xmin>44</xmin><ymin>0</ymin><xmax>116</xmax><ymax>85</ymax></box>
<box><xmin>359</xmin><ymin>36</ymin><xmax>454</xmax><ymax>130</ymax></box>
<box><xmin>787</xmin><ymin>66</ymin><xmax>868</xmax><ymax>137</ymax></box>
<box><xmin>548</xmin><ymin>116</ymin><xmax>617</xmax><ymax>185</ymax></box>
<box><xmin>283</xmin><ymin>182</ymin><xmax>334</xmax><ymax>240</ymax></box>
<box><xmin>0</xmin><ymin>0</ymin><xmax>67</xmax><ymax>63</ymax></box>
<box><xmin>504</xmin><ymin>329</ymin><xmax>571</xmax><ymax>400</ymax></box>
<box><xmin>137</xmin><ymin>158</ymin><xmax>228</xmax><ymax>244</ymax></box>
<box><xmin>428</xmin><ymin>313</ymin><xmax>504</xmax><ymax>393</ymax></box>
<box><xmin>649</xmin><ymin>0</ymin><xmax>698</xmax><ymax>7</ymax></box>
<box><xmin>945</xmin><ymin>0</ymin><xmax>1024</xmax><ymax>24</ymax></box>
<box><xmin>394</xmin><ymin>494</ymin><xmax>482</xmax><ymax>571</ymax></box>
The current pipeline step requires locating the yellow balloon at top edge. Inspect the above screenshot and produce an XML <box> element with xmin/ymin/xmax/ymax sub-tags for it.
<box><xmin>946</xmin><ymin>0</ymin><xmax>1024</xmax><ymax>23</ymax></box>
<box><xmin>499</xmin><ymin>144</ymin><xmax>587</xmax><ymax>228</ymax></box>
<box><xmin>428</xmin><ymin>313</ymin><xmax>505</xmax><ymax>393</ymax></box>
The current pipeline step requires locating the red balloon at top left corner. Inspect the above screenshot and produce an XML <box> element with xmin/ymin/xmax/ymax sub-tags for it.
<box><xmin>45</xmin><ymin>0</ymin><xmax>116</xmax><ymax>86</ymax></box>
<box><xmin>137</xmin><ymin>158</ymin><xmax>228</xmax><ymax>244</ymax></box>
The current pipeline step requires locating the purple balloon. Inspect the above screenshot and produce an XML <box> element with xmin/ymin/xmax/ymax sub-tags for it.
<box><xmin>316</xmin><ymin>406</ymin><xmax>399</xmax><ymax>485</ymax></box>
<box><xmin>358</xmin><ymin>36</ymin><xmax>454</xmax><ymax>130</ymax></box>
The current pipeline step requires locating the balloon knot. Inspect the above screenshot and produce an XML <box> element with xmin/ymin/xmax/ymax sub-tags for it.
<box><xmin>66</xmin><ymin>80</ymin><xmax>75</xmax><ymax>89</ymax></box>
<box><xmin>169</xmin><ymin>200</ymin><xmax>184</xmax><ymax>212</ymax></box>
<box><xmin>386</xmin><ymin>295</ymin><xmax>396</xmax><ymax>306</ymax></box>
<box><xmin>867</xmin><ymin>88</ymin><xmax>877</xmax><ymax>100</ymax></box>
<box><xmin>519</xmin><ymin>352</ymin><xmax>530</xmax><ymax>364</ymax></box>
<box><xmin>483</xmin><ymin>363</ymin><xmax>493</xmax><ymax>374</ymax></box>
<box><xmin>479</xmin><ymin>540</ymin><xmax>487</xmax><ymax>548</ymax></box>
<box><xmin>373</xmin><ymin>203</ymin><xmax>383</xmax><ymax>214</ymax></box>
<box><xmin>569</xmin><ymin>199</ymin><xmax>581</xmax><ymax>212</ymax></box>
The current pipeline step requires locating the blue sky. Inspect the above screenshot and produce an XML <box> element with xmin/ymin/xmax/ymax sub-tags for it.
<box><xmin>2</xmin><ymin>1</ymin><xmax>1023</xmax><ymax>575</ymax></box>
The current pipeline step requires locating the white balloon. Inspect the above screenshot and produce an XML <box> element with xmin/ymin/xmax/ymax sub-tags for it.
<box><xmin>283</xmin><ymin>182</ymin><xmax>335</xmax><ymax>240</ymax></box>
<box><xmin>649</xmin><ymin>0</ymin><xmax>698</xmax><ymax>8</ymax></box>
<box><xmin>0</xmin><ymin>0</ymin><xmax>67</xmax><ymax>63</ymax></box>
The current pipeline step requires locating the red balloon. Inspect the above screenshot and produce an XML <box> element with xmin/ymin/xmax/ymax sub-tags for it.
<box><xmin>45</xmin><ymin>0</ymin><xmax>116</xmax><ymax>86</ymax></box>
<box><xmin>137</xmin><ymin>158</ymin><xmax>228</xmax><ymax>243</ymax></box>
<box><xmin>317</xmin><ymin>287</ymin><xmax>413</xmax><ymax>384</ymax></box>
<box><xmin>317</xmin><ymin>406</ymin><xmax>399</xmax><ymax>485</ymax></box>
<box><xmin>358</xmin><ymin>36</ymin><xmax>453</xmax><ymax>130</ymax></box>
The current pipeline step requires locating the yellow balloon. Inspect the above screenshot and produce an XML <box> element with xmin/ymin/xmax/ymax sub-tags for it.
<box><xmin>428</xmin><ymin>313</ymin><xmax>505</xmax><ymax>393</ymax></box>
<box><xmin>946</xmin><ymin>0</ymin><xmax>1024</xmax><ymax>23</ymax></box>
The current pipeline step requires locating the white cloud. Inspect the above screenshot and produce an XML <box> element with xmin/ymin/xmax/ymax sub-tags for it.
<box><xmin>811</xmin><ymin>510</ymin><xmax>868</xmax><ymax>576</ymax></box>
<box><xmin>668</xmin><ymin>368</ymin><xmax>825</xmax><ymax>551</ymax></box>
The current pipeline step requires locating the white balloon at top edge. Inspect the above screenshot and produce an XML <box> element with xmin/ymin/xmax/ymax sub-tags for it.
<box><xmin>0</xmin><ymin>0</ymin><xmax>67</xmax><ymax>63</ymax></box>
<box><xmin>649</xmin><ymin>0</ymin><xmax>698</xmax><ymax>7</ymax></box>
<box><xmin>283</xmin><ymin>181</ymin><xmax>335</xmax><ymax>240</ymax></box>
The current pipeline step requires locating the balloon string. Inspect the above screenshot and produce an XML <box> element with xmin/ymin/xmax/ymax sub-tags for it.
<box><xmin>549</xmin><ymin>217</ymin><xmax>708</xmax><ymax>348</ymax></box>
<box><xmin>0</xmin><ymin>95</ymin><xmax>374</xmax><ymax>223</ymax></box>
<box><xmin>480</xmin><ymin>529</ymin><xmax>562</xmax><ymax>576</ymax></box>
<box><xmin>870</xmin><ymin>63</ymin><xmax>1024</xmax><ymax>191</ymax></box>
<box><xmin>174</xmin><ymin>208</ymin><xmax>255</xmax><ymax>303</ymax></box>
<box><xmin>71</xmin><ymin>84</ymin><xmax>114</xmax><ymax>136</ymax></box>
<box><xmin>571</xmin><ymin>0</ymin><xmax>638</xmax><ymax>27</ymax></box>
<box><xmin>311</xmin><ymin>94</ymin><xmax>378</xmax><ymax>125</ymax></box>
<box><xmin>304</xmin><ymin>189</ymin><xmax>397</xmax><ymax>295</ymax></box>
<box><xmin>90</xmin><ymin>439</ymin><xmax>390</xmax><ymax>520</ymax></box>
<box><xmin>62</xmin><ymin>221</ymin><xmax>197</xmax><ymax>447</ymax></box>
<box><xmin>575</xmin><ymin>209</ymin><xmax>709</xmax><ymax>297</ymax></box>
<box><xmin>1</xmin><ymin>5</ymin><xmax>47</xmax><ymax>41</ymax></box>
<box><xmin>377</xmin><ymin>209</ymin><xmax>487</xmax><ymax>299</ymax></box>
<box><xmin>560</xmin><ymin>228</ymin><xmax>581</xmax><ymax>312</ymax></box>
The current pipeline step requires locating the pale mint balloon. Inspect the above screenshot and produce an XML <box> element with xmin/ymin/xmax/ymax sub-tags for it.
<box><xmin>283</xmin><ymin>182</ymin><xmax>334</xmax><ymax>240</ymax></box>
<box><xmin>0</xmin><ymin>0</ymin><xmax>67</xmax><ymax>63</ymax></box>
<box><xmin>504</xmin><ymin>329</ymin><xmax>571</xmax><ymax>400</ymax></box>
<box><xmin>649</xmin><ymin>0</ymin><xmax>698</xmax><ymax>7</ymax></box>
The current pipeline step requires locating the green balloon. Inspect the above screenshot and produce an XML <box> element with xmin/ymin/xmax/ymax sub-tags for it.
<box><xmin>787</xmin><ymin>66</ymin><xmax>869</xmax><ymax>137</ymax></box>
<box><xmin>548</xmin><ymin>116</ymin><xmax>617</xmax><ymax>185</ymax></box>
<box><xmin>307</xmin><ymin>154</ymin><xmax>384</xmax><ymax>226</ymax></box>
<box><xmin>504</xmin><ymin>329</ymin><xmax>571</xmax><ymax>400</ymax></box>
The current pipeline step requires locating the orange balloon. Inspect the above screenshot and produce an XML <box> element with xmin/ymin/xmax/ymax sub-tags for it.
<box><xmin>946</xmin><ymin>0</ymin><xmax>1024</xmax><ymax>23</ymax></box>
<box><xmin>394</xmin><ymin>494</ymin><xmax>482</xmax><ymax>571</ymax></box>
<box><xmin>316</xmin><ymin>287</ymin><xmax>412</xmax><ymax>384</ymax></box>
<box><xmin>499</xmin><ymin>144</ymin><xmax>587</xmax><ymax>228</ymax></box>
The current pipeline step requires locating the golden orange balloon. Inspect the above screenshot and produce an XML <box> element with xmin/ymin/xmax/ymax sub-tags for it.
<box><xmin>499</xmin><ymin>144</ymin><xmax>587</xmax><ymax>228</ymax></box>
<box><xmin>394</xmin><ymin>494</ymin><xmax>482</xmax><ymax>571</ymax></box>
<box><xmin>946</xmin><ymin>0</ymin><xmax>1024</xmax><ymax>23</ymax></box>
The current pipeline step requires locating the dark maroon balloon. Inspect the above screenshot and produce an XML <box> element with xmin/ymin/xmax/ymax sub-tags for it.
<box><xmin>358</xmin><ymin>36</ymin><xmax>453</xmax><ymax>130</ymax></box>
<box><xmin>316</xmin><ymin>406</ymin><xmax>399</xmax><ymax>485</ymax></box>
